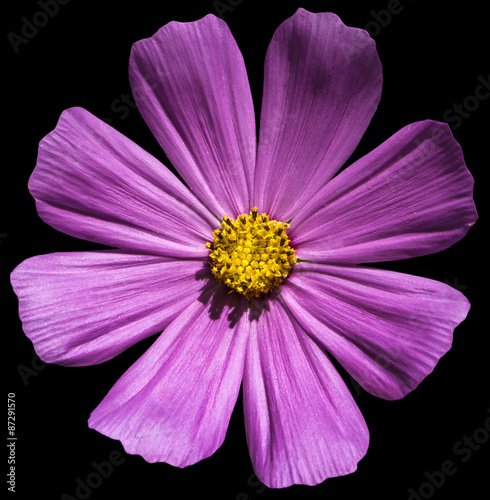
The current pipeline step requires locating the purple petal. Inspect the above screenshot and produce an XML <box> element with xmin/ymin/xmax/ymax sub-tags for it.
<box><xmin>29</xmin><ymin>107</ymin><xmax>216</xmax><ymax>258</ymax></box>
<box><xmin>88</xmin><ymin>285</ymin><xmax>249</xmax><ymax>467</ymax></box>
<box><xmin>282</xmin><ymin>262</ymin><xmax>470</xmax><ymax>400</ymax></box>
<box><xmin>292</xmin><ymin>120</ymin><xmax>477</xmax><ymax>264</ymax></box>
<box><xmin>243</xmin><ymin>299</ymin><xmax>368</xmax><ymax>488</ymax></box>
<box><xmin>254</xmin><ymin>9</ymin><xmax>382</xmax><ymax>220</ymax></box>
<box><xmin>129</xmin><ymin>14</ymin><xmax>256</xmax><ymax>217</ymax></box>
<box><xmin>11</xmin><ymin>251</ymin><xmax>209</xmax><ymax>366</ymax></box>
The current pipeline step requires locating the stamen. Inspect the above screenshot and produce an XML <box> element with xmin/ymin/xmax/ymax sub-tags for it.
<box><xmin>207</xmin><ymin>207</ymin><xmax>297</xmax><ymax>300</ymax></box>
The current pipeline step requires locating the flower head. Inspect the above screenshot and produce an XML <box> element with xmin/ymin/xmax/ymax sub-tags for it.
<box><xmin>207</xmin><ymin>208</ymin><xmax>297</xmax><ymax>300</ymax></box>
<box><xmin>11</xmin><ymin>9</ymin><xmax>477</xmax><ymax>488</ymax></box>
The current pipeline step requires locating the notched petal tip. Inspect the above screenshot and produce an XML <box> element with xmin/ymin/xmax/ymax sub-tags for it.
<box><xmin>87</xmin><ymin>292</ymin><xmax>249</xmax><ymax>468</ymax></box>
<box><xmin>10</xmin><ymin>252</ymin><xmax>208</xmax><ymax>367</ymax></box>
<box><xmin>130</xmin><ymin>12</ymin><xmax>225</xmax><ymax>52</ymax></box>
<box><xmin>293</xmin><ymin>118</ymin><xmax>478</xmax><ymax>264</ymax></box>
<box><xmin>292</xmin><ymin>7</ymin><xmax>378</xmax><ymax>45</ymax></box>
<box><xmin>282</xmin><ymin>263</ymin><xmax>472</xmax><ymax>401</ymax></box>
<box><xmin>244</xmin><ymin>300</ymin><xmax>369</xmax><ymax>488</ymax></box>
<box><xmin>255</xmin><ymin>7</ymin><xmax>383</xmax><ymax>219</ymax></box>
<box><xmin>129</xmin><ymin>8</ymin><xmax>255</xmax><ymax>216</ymax></box>
<box><xmin>27</xmin><ymin>102</ymin><xmax>215</xmax><ymax>257</ymax></box>
<box><xmin>417</xmin><ymin>118</ymin><xmax>479</xmax><ymax>225</ymax></box>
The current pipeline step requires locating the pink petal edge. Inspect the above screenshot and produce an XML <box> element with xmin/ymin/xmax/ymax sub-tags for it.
<box><xmin>88</xmin><ymin>285</ymin><xmax>249</xmax><ymax>466</ymax></box>
<box><xmin>292</xmin><ymin>120</ymin><xmax>477</xmax><ymax>264</ymax></box>
<box><xmin>254</xmin><ymin>8</ymin><xmax>382</xmax><ymax>220</ymax></box>
<box><xmin>243</xmin><ymin>298</ymin><xmax>368</xmax><ymax>487</ymax></box>
<box><xmin>29</xmin><ymin>107</ymin><xmax>217</xmax><ymax>258</ymax></box>
<box><xmin>281</xmin><ymin>262</ymin><xmax>470</xmax><ymax>400</ymax></box>
<box><xmin>130</xmin><ymin>14</ymin><xmax>256</xmax><ymax>218</ymax></box>
<box><xmin>11</xmin><ymin>251</ymin><xmax>210</xmax><ymax>366</ymax></box>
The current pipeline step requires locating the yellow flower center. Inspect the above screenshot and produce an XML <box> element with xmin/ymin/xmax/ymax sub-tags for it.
<box><xmin>206</xmin><ymin>208</ymin><xmax>297</xmax><ymax>300</ymax></box>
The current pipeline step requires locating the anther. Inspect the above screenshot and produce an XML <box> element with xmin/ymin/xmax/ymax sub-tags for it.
<box><xmin>207</xmin><ymin>208</ymin><xmax>297</xmax><ymax>300</ymax></box>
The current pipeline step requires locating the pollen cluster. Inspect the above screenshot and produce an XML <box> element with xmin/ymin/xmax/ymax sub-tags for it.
<box><xmin>206</xmin><ymin>208</ymin><xmax>297</xmax><ymax>300</ymax></box>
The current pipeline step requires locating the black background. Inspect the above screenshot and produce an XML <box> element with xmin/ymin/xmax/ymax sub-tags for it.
<box><xmin>4</xmin><ymin>0</ymin><xmax>488</xmax><ymax>499</ymax></box>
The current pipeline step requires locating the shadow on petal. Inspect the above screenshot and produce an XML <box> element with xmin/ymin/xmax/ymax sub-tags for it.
<box><xmin>194</xmin><ymin>263</ymin><xmax>275</xmax><ymax>326</ymax></box>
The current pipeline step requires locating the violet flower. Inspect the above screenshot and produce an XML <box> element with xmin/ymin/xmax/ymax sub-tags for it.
<box><xmin>11</xmin><ymin>9</ymin><xmax>477</xmax><ymax>488</ymax></box>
